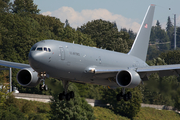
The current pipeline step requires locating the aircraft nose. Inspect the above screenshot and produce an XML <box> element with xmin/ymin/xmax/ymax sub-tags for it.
<box><xmin>28</xmin><ymin>51</ymin><xmax>41</xmax><ymax>69</ymax></box>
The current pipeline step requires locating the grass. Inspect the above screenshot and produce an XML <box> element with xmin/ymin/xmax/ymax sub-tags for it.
<box><xmin>93</xmin><ymin>106</ymin><xmax>129</xmax><ymax>120</ymax></box>
<box><xmin>13</xmin><ymin>98</ymin><xmax>180</xmax><ymax>120</ymax></box>
<box><xmin>134</xmin><ymin>107</ymin><xmax>180</xmax><ymax>120</ymax></box>
<box><xmin>93</xmin><ymin>106</ymin><xmax>180</xmax><ymax>120</ymax></box>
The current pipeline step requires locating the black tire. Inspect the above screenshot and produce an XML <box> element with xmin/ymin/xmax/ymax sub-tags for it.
<box><xmin>123</xmin><ymin>94</ymin><xmax>129</xmax><ymax>101</ymax></box>
<box><xmin>39</xmin><ymin>84</ymin><xmax>43</xmax><ymax>91</ymax></box>
<box><xmin>44</xmin><ymin>85</ymin><xmax>48</xmax><ymax>91</ymax></box>
<box><xmin>116</xmin><ymin>94</ymin><xmax>122</xmax><ymax>101</ymax></box>
<box><xmin>69</xmin><ymin>91</ymin><xmax>74</xmax><ymax>98</ymax></box>
<box><xmin>66</xmin><ymin>93</ymin><xmax>71</xmax><ymax>101</ymax></box>
<box><xmin>59</xmin><ymin>93</ymin><xmax>64</xmax><ymax>100</ymax></box>
<box><xmin>127</xmin><ymin>92</ymin><xmax>132</xmax><ymax>100</ymax></box>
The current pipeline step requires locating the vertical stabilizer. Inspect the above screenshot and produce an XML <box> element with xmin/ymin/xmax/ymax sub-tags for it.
<box><xmin>128</xmin><ymin>4</ymin><xmax>155</xmax><ymax>61</ymax></box>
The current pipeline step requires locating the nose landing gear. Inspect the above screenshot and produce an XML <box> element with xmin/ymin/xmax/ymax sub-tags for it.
<box><xmin>39</xmin><ymin>84</ymin><xmax>48</xmax><ymax>91</ymax></box>
<box><xmin>39</xmin><ymin>73</ymin><xmax>48</xmax><ymax>91</ymax></box>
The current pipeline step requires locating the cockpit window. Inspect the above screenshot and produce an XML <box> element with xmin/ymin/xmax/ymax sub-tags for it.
<box><xmin>31</xmin><ymin>46</ymin><xmax>51</xmax><ymax>52</ymax></box>
<box><xmin>31</xmin><ymin>46</ymin><xmax>36</xmax><ymax>51</ymax></box>
<box><xmin>37</xmin><ymin>47</ymin><xmax>43</xmax><ymax>51</ymax></box>
<box><xmin>44</xmin><ymin>47</ymin><xmax>47</xmax><ymax>51</ymax></box>
<box><xmin>48</xmin><ymin>48</ymin><xmax>51</xmax><ymax>52</ymax></box>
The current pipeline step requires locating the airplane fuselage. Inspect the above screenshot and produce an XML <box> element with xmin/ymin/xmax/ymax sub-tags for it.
<box><xmin>0</xmin><ymin>5</ymin><xmax>156</xmax><ymax>101</ymax></box>
<box><xmin>28</xmin><ymin>40</ymin><xmax>148</xmax><ymax>88</ymax></box>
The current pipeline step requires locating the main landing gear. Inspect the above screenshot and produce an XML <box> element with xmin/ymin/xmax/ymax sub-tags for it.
<box><xmin>59</xmin><ymin>80</ymin><xmax>74</xmax><ymax>101</ymax></box>
<box><xmin>39</xmin><ymin>73</ymin><xmax>48</xmax><ymax>91</ymax></box>
<box><xmin>116</xmin><ymin>88</ymin><xmax>132</xmax><ymax>101</ymax></box>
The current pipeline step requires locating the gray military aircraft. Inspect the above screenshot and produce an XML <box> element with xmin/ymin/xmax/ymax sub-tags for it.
<box><xmin>0</xmin><ymin>4</ymin><xmax>179</xmax><ymax>101</ymax></box>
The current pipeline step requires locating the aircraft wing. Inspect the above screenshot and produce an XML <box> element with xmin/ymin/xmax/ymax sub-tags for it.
<box><xmin>0</xmin><ymin>60</ymin><xmax>30</xmax><ymax>69</ymax></box>
<box><xmin>137</xmin><ymin>64</ymin><xmax>180</xmax><ymax>78</ymax></box>
<box><xmin>88</xmin><ymin>64</ymin><xmax>180</xmax><ymax>80</ymax></box>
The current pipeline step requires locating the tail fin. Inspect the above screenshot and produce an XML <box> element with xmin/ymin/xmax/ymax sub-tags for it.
<box><xmin>128</xmin><ymin>4</ymin><xmax>155</xmax><ymax>61</ymax></box>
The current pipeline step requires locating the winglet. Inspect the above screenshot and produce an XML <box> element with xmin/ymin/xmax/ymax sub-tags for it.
<box><xmin>128</xmin><ymin>5</ymin><xmax>155</xmax><ymax>61</ymax></box>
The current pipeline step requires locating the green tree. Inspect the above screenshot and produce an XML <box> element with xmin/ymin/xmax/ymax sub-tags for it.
<box><xmin>0</xmin><ymin>83</ymin><xmax>11</xmax><ymax>106</ymax></box>
<box><xmin>102</xmin><ymin>87</ymin><xmax>142</xmax><ymax>118</ymax></box>
<box><xmin>154</xmin><ymin>21</ymin><xmax>170</xmax><ymax>50</ymax></box>
<box><xmin>143</xmin><ymin>74</ymin><xmax>177</xmax><ymax>106</ymax></box>
<box><xmin>174</xmin><ymin>87</ymin><xmax>180</xmax><ymax>110</ymax></box>
<box><xmin>143</xmin><ymin>57</ymin><xmax>179</xmax><ymax>106</ymax></box>
<box><xmin>0</xmin><ymin>81</ymin><xmax>26</xmax><ymax>120</ymax></box>
<box><xmin>77</xmin><ymin>19</ymin><xmax>131</xmax><ymax>53</ymax></box>
<box><xmin>148</xmin><ymin>20</ymin><xmax>170</xmax><ymax>60</ymax></box>
<box><xmin>0</xmin><ymin>0</ymin><xmax>12</xmax><ymax>13</ymax></box>
<box><xmin>128</xmin><ymin>29</ymin><xmax>136</xmax><ymax>40</ymax></box>
<box><xmin>176</xmin><ymin>27</ymin><xmax>180</xmax><ymax>48</ymax></box>
<box><xmin>159</xmin><ymin>50</ymin><xmax>180</xmax><ymax>64</ymax></box>
<box><xmin>0</xmin><ymin>104</ymin><xmax>26</xmax><ymax>120</ymax></box>
<box><xmin>147</xmin><ymin>45</ymin><xmax>162</xmax><ymax>60</ymax></box>
<box><xmin>156</xmin><ymin>20</ymin><xmax>161</xmax><ymax>27</ymax></box>
<box><xmin>12</xmin><ymin>0</ymin><xmax>40</xmax><ymax>14</ymax></box>
<box><xmin>75</xmin><ymin>83</ymin><xmax>104</xmax><ymax>100</ymax></box>
<box><xmin>49</xmin><ymin>84</ymin><xmax>95</xmax><ymax>120</ymax></box>
<box><xmin>147</xmin><ymin>57</ymin><xmax>166</xmax><ymax>66</ymax></box>
<box><xmin>166</xmin><ymin>16</ymin><xmax>174</xmax><ymax>49</ymax></box>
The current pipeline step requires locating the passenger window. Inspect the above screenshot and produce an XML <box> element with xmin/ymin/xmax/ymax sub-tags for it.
<box><xmin>48</xmin><ymin>48</ymin><xmax>51</xmax><ymax>52</ymax></box>
<box><xmin>44</xmin><ymin>47</ymin><xmax>47</xmax><ymax>51</ymax></box>
<box><xmin>37</xmin><ymin>47</ymin><xmax>43</xmax><ymax>51</ymax></box>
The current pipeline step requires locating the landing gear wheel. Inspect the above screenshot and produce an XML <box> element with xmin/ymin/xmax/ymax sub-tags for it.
<box><xmin>127</xmin><ymin>92</ymin><xmax>132</xmax><ymax>100</ymax></box>
<box><xmin>59</xmin><ymin>93</ymin><xmax>65</xmax><ymax>100</ymax></box>
<box><xmin>39</xmin><ymin>84</ymin><xmax>43</xmax><ymax>91</ymax></box>
<box><xmin>116</xmin><ymin>94</ymin><xmax>121</xmax><ymax>101</ymax></box>
<box><xmin>44</xmin><ymin>85</ymin><xmax>48</xmax><ymax>91</ymax></box>
<box><xmin>66</xmin><ymin>93</ymin><xmax>71</xmax><ymax>101</ymax></box>
<box><xmin>39</xmin><ymin>84</ymin><xmax>48</xmax><ymax>91</ymax></box>
<box><xmin>116</xmin><ymin>92</ymin><xmax>123</xmax><ymax>101</ymax></box>
<box><xmin>58</xmin><ymin>80</ymin><xmax>75</xmax><ymax>101</ymax></box>
<box><xmin>123</xmin><ymin>94</ymin><xmax>129</xmax><ymax>101</ymax></box>
<box><xmin>69</xmin><ymin>91</ymin><xmax>74</xmax><ymax>98</ymax></box>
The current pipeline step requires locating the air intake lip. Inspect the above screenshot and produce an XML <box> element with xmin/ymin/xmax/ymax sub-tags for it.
<box><xmin>17</xmin><ymin>68</ymin><xmax>40</xmax><ymax>87</ymax></box>
<box><xmin>116</xmin><ymin>70</ymin><xmax>141</xmax><ymax>88</ymax></box>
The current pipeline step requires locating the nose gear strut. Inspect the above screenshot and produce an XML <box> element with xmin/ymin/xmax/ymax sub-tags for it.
<box><xmin>39</xmin><ymin>72</ymin><xmax>48</xmax><ymax>91</ymax></box>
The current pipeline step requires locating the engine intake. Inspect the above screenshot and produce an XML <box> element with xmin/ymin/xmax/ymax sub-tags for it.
<box><xmin>116</xmin><ymin>70</ymin><xmax>141</xmax><ymax>88</ymax></box>
<box><xmin>17</xmin><ymin>68</ymin><xmax>40</xmax><ymax>87</ymax></box>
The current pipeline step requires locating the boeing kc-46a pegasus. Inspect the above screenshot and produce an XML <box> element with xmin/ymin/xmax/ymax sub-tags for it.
<box><xmin>0</xmin><ymin>4</ymin><xmax>179</xmax><ymax>101</ymax></box>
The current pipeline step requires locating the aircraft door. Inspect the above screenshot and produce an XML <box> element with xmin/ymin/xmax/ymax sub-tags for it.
<box><xmin>59</xmin><ymin>47</ymin><xmax>65</xmax><ymax>60</ymax></box>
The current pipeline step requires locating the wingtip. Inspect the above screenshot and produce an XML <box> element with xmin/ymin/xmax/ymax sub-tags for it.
<box><xmin>151</xmin><ymin>4</ymin><xmax>155</xmax><ymax>6</ymax></box>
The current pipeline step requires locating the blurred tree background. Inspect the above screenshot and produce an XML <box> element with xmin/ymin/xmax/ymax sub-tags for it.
<box><xmin>1</xmin><ymin>0</ymin><xmax>180</xmax><ymax>118</ymax></box>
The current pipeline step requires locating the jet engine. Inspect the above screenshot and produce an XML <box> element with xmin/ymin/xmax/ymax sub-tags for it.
<box><xmin>116</xmin><ymin>70</ymin><xmax>141</xmax><ymax>88</ymax></box>
<box><xmin>17</xmin><ymin>68</ymin><xmax>40</xmax><ymax>87</ymax></box>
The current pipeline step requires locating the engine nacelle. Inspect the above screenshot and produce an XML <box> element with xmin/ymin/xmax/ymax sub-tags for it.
<box><xmin>116</xmin><ymin>70</ymin><xmax>141</xmax><ymax>88</ymax></box>
<box><xmin>17</xmin><ymin>68</ymin><xmax>40</xmax><ymax>87</ymax></box>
